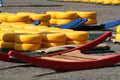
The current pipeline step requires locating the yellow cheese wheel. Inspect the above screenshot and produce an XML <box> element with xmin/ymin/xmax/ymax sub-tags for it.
<box><xmin>0</xmin><ymin>25</ymin><xmax>12</xmax><ymax>29</ymax></box>
<box><xmin>0</xmin><ymin>13</ymin><xmax>8</xmax><ymax>22</ymax></box>
<box><xmin>57</xmin><ymin>19</ymin><xmax>74</xmax><ymax>25</ymax></box>
<box><xmin>0</xmin><ymin>33</ymin><xmax>21</xmax><ymax>42</ymax></box>
<box><xmin>30</xmin><ymin>14</ymin><xmax>51</xmax><ymax>21</ymax></box>
<box><xmin>13</xmin><ymin>29</ymin><xmax>28</xmax><ymax>33</ymax></box>
<box><xmin>46</xmin><ymin>27</ymin><xmax>61</xmax><ymax>32</ymax></box>
<box><xmin>17</xmin><ymin>12</ymin><xmax>36</xmax><ymax>16</ymax></box>
<box><xmin>11</xmin><ymin>24</ymin><xmax>26</xmax><ymax>29</ymax></box>
<box><xmin>0</xmin><ymin>22</ymin><xmax>26</xmax><ymax>26</ymax></box>
<box><xmin>90</xmin><ymin>0</ymin><xmax>97</xmax><ymax>3</ymax></box>
<box><xmin>96</xmin><ymin>0</ymin><xmax>103</xmax><ymax>3</ymax></box>
<box><xmin>41</xmin><ymin>32</ymin><xmax>66</xmax><ymax>43</ymax></box>
<box><xmin>41</xmin><ymin>42</ymin><xmax>66</xmax><ymax>48</ymax></box>
<box><xmin>49</xmin><ymin>19</ymin><xmax>57</xmax><ymax>24</ymax></box>
<box><xmin>115</xmin><ymin>34</ymin><xmax>120</xmax><ymax>41</ymax></box>
<box><xmin>38</xmin><ymin>21</ymin><xmax>50</xmax><ymax>26</ymax></box>
<box><xmin>37</xmin><ymin>27</ymin><xmax>50</xmax><ymax>32</ymax></box>
<box><xmin>116</xmin><ymin>26</ymin><xmax>120</xmax><ymax>34</ymax></box>
<box><xmin>19</xmin><ymin>24</ymin><xmax>35</xmax><ymax>28</ymax></box>
<box><xmin>0</xmin><ymin>27</ymin><xmax>13</xmax><ymax>32</ymax></box>
<box><xmin>0</xmin><ymin>12</ymin><xmax>15</xmax><ymax>22</ymax></box>
<box><xmin>65</xmin><ymin>31</ymin><xmax>89</xmax><ymax>41</ymax></box>
<box><xmin>15</xmin><ymin>33</ymin><xmax>42</xmax><ymax>44</ymax></box>
<box><xmin>36</xmin><ymin>25</ymin><xmax>49</xmax><ymax>28</ymax></box>
<box><xmin>59</xmin><ymin>29</ymin><xmax>74</xmax><ymax>32</ymax></box>
<box><xmin>0</xmin><ymin>41</ymin><xmax>14</xmax><ymax>49</ymax></box>
<box><xmin>7</xmin><ymin>15</ymin><xmax>29</xmax><ymax>22</ymax></box>
<box><xmin>16</xmin><ymin>12</ymin><xmax>37</xmax><ymax>23</ymax></box>
<box><xmin>24</xmin><ymin>26</ymin><xmax>38</xmax><ymax>30</ymax></box>
<box><xmin>23</xmin><ymin>30</ymin><xmax>41</xmax><ymax>34</ymax></box>
<box><xmin>82</xmin><ymin>0</ymin><xmax>90</xmax><ymax>2</ymax></box>
<box><xmin>14</xmin><ymin>29</ymin><xmax>40</xmax><ymax>34</ymax></box>
<box><xmin>47</xmin><ymin>27</ymin><xmax>61</xmax><ymax>32</ymax></box>
<box><xmin>75</xmin><ymin>0</ymin><xmax>82</xmax><ymax>2</ymax></box>
<box><xmin>84</xmin><ymin>18</ymin><xmax>97</xmax><ymax>25</ymax></box>
<box><xmin>0</xmin><ymin>25</ymin><xmax>12</xmax><ymax>31</ymax></box>
<box><xmin>14</xmin><ymin>43</ymin><xmax>41</xmax><ymax>51</ymax></box>
<box><xmin>77</xmin><ymin>11</ymin><xmax>97</xmax><ymax>19</ymax></box>
<box><xmin>112</xmin><ymin>0</ymin><xmax>120</xmax><ymax>5</ymax></box>
<box><xmin>46</xmin><ymin>11</ymin><xmax>64</xmax><ymax>19</ymax></box>
<box><xmin>66</xmin><ymin>40</ymin><xmax>87</xmax><ymax>44</ymax></box>
<box><xmin>0</xmin><ymin>22</ymin><xmax>12</xmax><ymax>26</ymax></box>
<box><xmin>56</xmin><ymin>12</ymin><xmax>78</xmax><ymax>19</ymax></box>
<box><xmin>65</xmin><ymin>11</ymin><xmax>80</xmax><ymax>18</ymax></box>
<box><xmin>103</xmin><ymin>0</ymin><xmax>113</xmax><ymax>4</ymax></box>
<box><xmin>50</xmin><ymin>28</ymin><xmax>74</xmax><ymax>33</ymax></box>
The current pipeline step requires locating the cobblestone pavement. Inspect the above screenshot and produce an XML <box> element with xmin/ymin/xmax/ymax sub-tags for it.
<box><xmin>0</xmin><ymin>0</ymin><xmax>120</xmax><ymax>80</ymax></box>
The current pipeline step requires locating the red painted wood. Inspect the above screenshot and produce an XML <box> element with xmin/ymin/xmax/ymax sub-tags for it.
<box><xmin>6</xmin><ymin>31</ymin><xmax>120</xmax><ymax>71</ymax></box>
<box><xmin>8</xmin><ymin>50</ymin><xmax>120</xmax><ymax>70</ymax></box>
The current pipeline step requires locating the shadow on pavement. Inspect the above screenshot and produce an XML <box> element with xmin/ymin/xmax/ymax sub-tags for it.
<box><xmin>34</xmin><ymin>63</ymin><xmax>120</xmax><ymax>77</ymax></box>
<box><xmin>2</xmin><ymin>4</ymin><xmax>63</xmax><ymax>7</ymax></box>
<box><xmin>0</xmin><ymin>64</ymin><xmax>34</xmax><ymax>70</ymax></box>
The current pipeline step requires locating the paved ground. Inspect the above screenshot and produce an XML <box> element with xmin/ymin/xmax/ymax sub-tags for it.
<box><xmin>0</xmin><ymin>0</ymin><xmax>120</xmax><ymax>80</ymax></box>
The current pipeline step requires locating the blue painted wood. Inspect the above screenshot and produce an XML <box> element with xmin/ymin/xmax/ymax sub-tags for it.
<box><xmin>0</xmin><ymin>0</ymin><xmax>3</xmax><ymax>7</ymax></box>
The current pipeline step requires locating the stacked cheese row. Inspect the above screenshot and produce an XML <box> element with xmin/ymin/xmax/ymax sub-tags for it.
<box><xmin>0</xmin><ymin>23</ymin><xmax>89</xmax><ymax>50</ymax></box>
<box><xmin>56</xmin><ymin>0</ymin><xmax>120</xmax><ymax>5</ymax></box>
<box><xmin>90</xmin><ymin>0</ymin><xmax>120</xmax><ymax>5</ymax></box>
<box><xmin>49</xmin><ymin>28</ymin><xmax>89</xmax><ymax>45</ymax></box>
<box><xmin>0</xmin><ymin>27</ymin><xmax>43</xmax><ymax>51</ymax></box>
<box><xmin>0</xmin><ymin>32</ymin><xmax>16</xmax><ymax>49</ymax></box>
<box><xmin>0</xmin><ymin>12</ymin><xmax>30</xmax><ymax>24</ymax></box>
<box><xmin>115</xmin><ymin>25</ymin><xmax>120</xmax><ymax>41</ymax></box>
<box><xmin>66</xmin><ymin>11</ymin><xmax>97</xmax><ymax>25</ymax></box>
<box><xmin>46</xmin><ymin>11</ymin><xmax>97</xmax><ymax>26</ymax></box>
<box><xmin>17</xmin><ymin>12</ymin><xmax>51</xmax><ymax>26</ymax></box>
<box><xmin>0</xmin><ymin>11</ymin><xmax>97</xmax><ymax>27</ymax></box>
<box><xmin>0</xmin><ymin>12</ymin><xmax>51</xmax><ymax>27</ymax></box>
<box><xmin>0</xmin><ymin>22</ymin><xmax>43</xmax><ymax>51</ymax></box>
<box><xmin>65</xmin><ymin>31</ymin><xmax>89</xmax><ymax>44</ymax></box>
<box><xmin>41</xmin><ymin>28</ymin><xmax>89</xmax><ymax>48</ymax></box>
<box><xmin>46</xmin><ymin>11</ymin><xmax>78</xmax><ymax>25</ymax></box>
<box><xmin>14</xmin><ymin>33</ymin><xmax>42</xmax><ymax>51</ymax></box>
<box><xmin>41</xmin><ymin>32</ymin><xmax>67</xmax><ymax>48</ymax></box>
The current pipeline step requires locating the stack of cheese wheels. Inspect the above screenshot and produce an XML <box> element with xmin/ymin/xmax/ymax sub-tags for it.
<box><xmin>77</xmin><ymin>11</ymin><xmax>97</xmax><ymax>25</ymax></box>
<box><xmin>96</xmin><ymin>0</ymin><xmax>104</xmax><ymax>4</ymax></box>
<box><xmin>90</xmin><ymin>0</ymin><xmax>97</xmax><ymax>3</ymax></box>
<box><xmin>115</xmin><ymin>25</ymin><xmax>120</xmax><ymax>41</ymax></box>
<box><xmin>82</xmin><ymin>0</ymin><xmax>90</xmax><ymax>3</ymax></box>
<box><xmin>16</xmin><ymin>12</ymin><xmax>36</xmax><ymax>23</ymax></box>
<box><xmin>37</xmin><ymin>27</ymin><xmax>51</xmax><ymax>32</ymax></box>
<box><xmin>112</xmin><ymin>0</ymin><xmax>120</xmax><ymax>5</ymax></box>
<box><xmin>0</xmin><ymin>12</ymin><xmax>14</xmax><ymax>22</ymax></box>
<box><xmin>41</xmin><ymin>32</ymin><xmax>67</xmax><ymax>48</ymax></box>
<box><xmin>56</xmin><ymin>12</ymin><xmax>78</xmax><ymax>25</ymax></box>
<box><xmin>7</xmin><ymin>14</ymin><xmax>30</xmax><ymax>23</ymax></box>
<box><xmin>92</xmin><ymin>0</ymin><xmax>120</xmax><ymax>4</ymax></box>
<box><xmin>29</xmin><ymin>13</ymin><xmax>51</xmax><ymax>26</ymax></box>
<box><xmin>102</xmin><ymin>0</ymin><xmax>113</xmax><ymax>4</ymax></box>
<box><xmin>0</xmin><ymin>32</ymin><xmax>20</xmax><ymax>49</ymax></box>
<box><xmin>66</xmin><ymin>11</ymin><xmax>97</xmax><ymax>25</ymax></box>
<box><xmin>46</xmin><ymin>11</ymin><xmax>64</xmax><ymax>25</ymax></box>
<box><xmin>58</xmin><ymin>0</ymin><xmax>120</xmax><ymax>5</ymax></box>
<box><xmin>14</xmin><ymin>23</ymin><xmax>36</xmax><ymax>32</ymax></box>
<box><xmin>14</xmin><ymin>33</ymin><xmax>42</xmax><ymax>51</ymax></box>
<box><xmin>0</xmin><ymin>25</ymin><xmax>13</xmax><ymax>32</ymax></box>
<box><xmin>65</xmin><ymin>31</ymin><xmax>89</xmax><ymax>45</ymax></box>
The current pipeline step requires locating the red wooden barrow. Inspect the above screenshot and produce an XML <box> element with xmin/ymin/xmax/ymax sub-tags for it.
<box><xmin>1</xmin><ymin>31</ymin><xmax>120</xmax><ymax>71</ymax></box>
